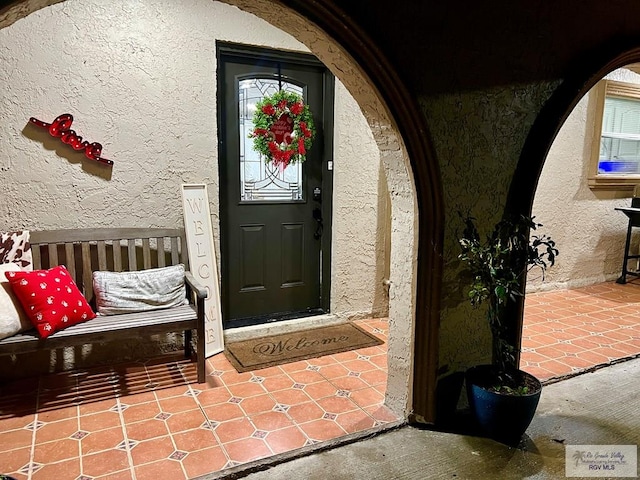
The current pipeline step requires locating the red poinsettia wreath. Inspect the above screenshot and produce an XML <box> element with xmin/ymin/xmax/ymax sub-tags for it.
<box><xmin>249</xmin><ymin>90</ymin><xmax>316</xmax><ymax>169</ymax></box>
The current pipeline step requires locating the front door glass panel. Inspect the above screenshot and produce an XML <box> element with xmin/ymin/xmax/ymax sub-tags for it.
<box><xmin>239</xmin><ymin>78</ymin><xmax>304</xmax><ymax>202</ymax></box>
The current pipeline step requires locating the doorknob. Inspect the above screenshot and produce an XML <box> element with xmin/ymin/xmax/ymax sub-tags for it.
<box><xmin>313</xmin><ymin>207</ymin><xmax>323</xmax><ymax>239</ymax></box>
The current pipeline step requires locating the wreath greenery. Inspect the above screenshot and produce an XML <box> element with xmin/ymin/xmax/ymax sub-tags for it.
<box><xmin>249</xmin><ymin>90</ymin><xmax>316</xmax><ymax>168</ymax></box>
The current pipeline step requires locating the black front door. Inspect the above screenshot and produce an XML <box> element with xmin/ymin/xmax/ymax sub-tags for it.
<box><xmin>218</xmin><ymin>43</ymin><xmax>334</xmax><ymax>329</ymax></box>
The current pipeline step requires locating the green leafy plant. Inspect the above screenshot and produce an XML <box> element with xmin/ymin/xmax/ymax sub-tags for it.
<box><xmin>458</xmin><ymin>213</ymin><xmax>558</xmax><ymax>391</ymax></box>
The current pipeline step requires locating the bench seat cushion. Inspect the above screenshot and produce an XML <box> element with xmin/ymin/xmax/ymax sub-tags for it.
<box><xmin>93</xmin><ymin>264</ymin><xmax>187</xmax><ymax>315</ymax></box>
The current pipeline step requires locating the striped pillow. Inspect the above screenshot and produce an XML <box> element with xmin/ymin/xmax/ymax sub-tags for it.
<box><xmin>92</xmin><ymin>264</ymin><xmax>187</xmax><ymax>315</ymax></box>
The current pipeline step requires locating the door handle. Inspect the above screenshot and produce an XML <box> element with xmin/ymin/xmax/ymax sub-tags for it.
<box><xmin>313</xmin><ymin>207</ymin><xmax>323</xmax><ymax>239</ymax></box>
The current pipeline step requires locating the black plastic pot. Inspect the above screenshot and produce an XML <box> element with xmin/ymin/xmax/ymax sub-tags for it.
<box><xmin>465</xmin><ymin>364</ymin><xmax>542</xmax><ymax>445</ymax></box>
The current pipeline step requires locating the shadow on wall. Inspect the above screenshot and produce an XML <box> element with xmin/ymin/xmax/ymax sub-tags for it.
<box><xmin>21</xmin><ymin>121</ymin><xmax>114</xmax><ymax>180</ymax></box>
<box><xmin>527</xmin><ymin>231</ymin><xmax>632</xmax><ymax>292</ymax></box>
<box><xmin>373</xmin><ymin>160</ymin><xmax>392</xmax><ymax>317</ymax></box>
<box><xmin>589</xmin><ymin>232</ymin><xmax>632</xmax><ymax>284</ymax></box>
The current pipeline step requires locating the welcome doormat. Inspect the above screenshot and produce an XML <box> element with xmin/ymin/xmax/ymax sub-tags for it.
<box><xmin>224</xmin><ymin>322</ymin><xmax>384</xmax><ymax>372</ymax></box>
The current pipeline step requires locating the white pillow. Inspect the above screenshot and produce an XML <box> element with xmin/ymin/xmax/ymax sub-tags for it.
<box><xmin>0</xmin><ymin>263</ymin><xmax>33</xmax><ymax>340</ymax></box>
<box><xmin>92</xmin><ymin>264</ymin><xmax>187</xmax><ymax>316</ymax></box>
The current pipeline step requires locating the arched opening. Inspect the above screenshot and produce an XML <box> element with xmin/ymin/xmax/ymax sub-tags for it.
<box><xmin>216</xmin><ymin>0</ymin><xmax>443</xmax><ymax>424</ymax></box>
<box><xmin>0</xmin><ymin>0</ymin><xmax>443</xmax><ymax>476</ymax></box>
<box><xmin>509</xmin><ymin>45</ymin><xmax>640</xmax><ymax>380</ymax></box>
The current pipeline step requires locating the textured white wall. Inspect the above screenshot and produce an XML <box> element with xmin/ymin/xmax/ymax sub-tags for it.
<box><xmin>0</xmin><ymin>0</ymin><xmax>420</xmax><ymax>418</ymax></box>
<box><xmin>530</xmin><ymin>68</ymin><xmax>640</xmax><ymax>291</ymax></box>
<box><xmin>0</xmin><ymin>0</ymin><xmax>388</xmax><ymax>320</ymax></box>
<box><xmin>332</xmin><ymin>81</ymin><xmax>390</xmax><ymax>318</ymax></box>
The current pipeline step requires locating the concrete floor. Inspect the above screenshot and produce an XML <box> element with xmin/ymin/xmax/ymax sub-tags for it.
<box><xmin>206</xmin><ymin>357</ymin><xmax>640</xmax><ymax>479</ymax></box>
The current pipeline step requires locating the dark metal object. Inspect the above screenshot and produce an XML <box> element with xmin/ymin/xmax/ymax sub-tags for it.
<box><xmin>313</xmin><ymin>207</ymin><xmax>323</xmax><ymax>239</ymax></box>
<box><xmin>615</xmin><ymin>206</ymin><xmax>640</xmax><ymax>284</ymax></box>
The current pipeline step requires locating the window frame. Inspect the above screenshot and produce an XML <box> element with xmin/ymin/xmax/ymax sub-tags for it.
<box><xmin>589</xmin><ymin>79</ymin><xmax>640</xmax><ymax>190</ymax></box>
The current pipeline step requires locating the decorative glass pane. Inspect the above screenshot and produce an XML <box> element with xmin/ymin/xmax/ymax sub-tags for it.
<box><xmin>239</xmin><ymin>78</ymin><xmax>304</xmax><ymax>201</ymax></box>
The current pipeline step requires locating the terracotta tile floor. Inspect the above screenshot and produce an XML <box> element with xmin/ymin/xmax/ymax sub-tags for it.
<box><xmin>0</xmin><ymin>318</ymin><xmax>398</xmax><ymax>479</ymax></box>
<box><xmin>7</xmin><ymin>284</ymin><xmax>637</xmax><ymax>479</ymax></box>
<box><xmin>521</xmin><ymin>281</ymin><xmax>640</xmax><ymax>382</ymax></box>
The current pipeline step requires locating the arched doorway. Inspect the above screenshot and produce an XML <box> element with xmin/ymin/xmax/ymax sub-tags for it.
<box><xmin>0</xmin><ymin>0</ymin><xmax>443</xmax><ymax>423</ymax></box>
<box><xmin>520</xmin><ymin>61</ymin><xmax>640</xmax><ymax>381</ymax></box>
<box><xmin>216</xmin><ymin>0</ymin><xmax>444</xmax><ymax>423</ymax></box>
<box><xmin>509</xmin><ymin>45</ymin><xmax>640</xmax><ymax>379</ymax></box>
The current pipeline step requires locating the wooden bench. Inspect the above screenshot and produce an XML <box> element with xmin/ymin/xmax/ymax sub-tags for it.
<box><xmin>0</xmin><ymin>228</ymin><xmax>207</xmax><ymax>383</ymax></box>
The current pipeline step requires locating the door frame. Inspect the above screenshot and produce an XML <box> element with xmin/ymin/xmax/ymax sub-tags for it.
<box><xmin>216</xmin><ymin>41</ymin><xmax>335</xmax><ymax>325</ymax></box>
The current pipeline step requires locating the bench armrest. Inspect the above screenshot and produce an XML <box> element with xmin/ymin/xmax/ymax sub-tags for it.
<box><xmin>184</xmin><ymin>271</ymin><xmax>208</xmax><ymax>299</ymax></box>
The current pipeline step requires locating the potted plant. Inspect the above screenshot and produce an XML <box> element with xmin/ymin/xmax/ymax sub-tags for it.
<box><xmin>458</xmin><ymin>213</ymin><xmax>558</xmax><ymax>445</ymax></box>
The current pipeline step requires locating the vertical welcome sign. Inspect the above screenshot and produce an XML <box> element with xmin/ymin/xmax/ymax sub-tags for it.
<box><xmin>181</xmin><ymin>184</ymin><xmax>224</xmax><ymax>357</ymax></box>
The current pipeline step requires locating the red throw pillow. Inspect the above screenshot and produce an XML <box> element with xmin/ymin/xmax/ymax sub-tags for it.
<box><xmin>4</xmin><ymin>265</ymin><xmax>96</xmax><ymax>338</ymax></box>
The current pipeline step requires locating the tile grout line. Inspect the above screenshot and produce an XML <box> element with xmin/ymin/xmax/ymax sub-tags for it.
<box><xmin>316</xmin><ymin>363</ymin><xmax>386</xmax><ymax>424</ymax></box>
<box><xmin>242</xmin><ymin>371</ymin><xmax>299</xmax><ymax>462</ymax></box>
<box><xmin>196</xmin><ymin>370</ymin><xmax>234</xmax><ymax>469</ymax></box>
<box><xmin>243</xmin><ymin>376</ymin><xmax>279</xmax><ymax>459</ymax></box>
<box><xmin>522</xmin><ymin>282</ymin><xmax>640</xmax><ymax>382</ymax></box>
<box><xmin>278</xmin><ymin>348</ymin><xmax>387</xmax><ymax>437</ymax></box>
<box><xmin>74</xmin><ymin>374</ymin><xmax>83</xmax><ymax>480</ymax></box>
<box><xmin>6</xmin><ymin>320</ymin><xmax>392</xmax><ymax>479</ymax></box>
<box><xmin>117</xmin><ymin>365</ymin><xmax>139</xmax><ymax>480</ymax></box>
<box><xmin>126</xmin><ymin>361</ymin><xmax>187</xmax><ymax>479</ymax></box>
<box><xmin>27</xmin><ymin>375</ymin><xmax>42</xmax><ymax>480</ymax></box>
<box><xmin>260</xmin><ymin>371</ymin><xmax>316</xmax><ymax>448</ymax></box>
<box><xmin>176</xmin><ymin>360</ymin><xmax>209</xmax><ymax>479</ymax></box>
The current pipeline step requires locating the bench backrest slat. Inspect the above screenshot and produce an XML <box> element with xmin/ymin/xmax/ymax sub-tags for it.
<box><xmin>65</xmin><ymin>243</ymin><xmax>76</xmax><ymax>280</ymax></box>
<box><xmin>127</xmin><ymin>239</ymin><xmax>137</xmax><ymax>272</ymax></box>
<box><xmin>32</xmin><ymin>242</ymin><xmax>42</xmax><ymax>269</ymax></box>
<box><xmin>48</xmin><ymin>243</ymin><xmax>58</xmax><ymax>266</ymax></box>
<box><xmin>171</xmin><ymin>237</ymin><xmax>180</xmax><ymax>265</ymax></box>
<box><xmin>97</xmin><ymin>240</ymin><xmax>107</xmax><ymax>270</ymax></box>
<box><xmin>29</xmin><ymin>228</ymin><xmax>188</xmax><ymax>305</ymax></box>
<box><xmin>142</xmin><ymin>239</ymin><xmax>151</xmax><ymax>269</ymax></box>
<box><xmin>156</xmin><ymin>237</ymin><xmax>166</xmax><ymax>267</ymax></box>
<box><xmin>81</xmin><ymin>242</ymin><xmax>92</xmax><ymax>297</ymax></box>
<box><xmin>113</xmin><ymin>241</ymin><xmax>123</xmax><ymax>272</ymax></box>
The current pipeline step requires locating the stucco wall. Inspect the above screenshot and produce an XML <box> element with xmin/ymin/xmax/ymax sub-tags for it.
<box><xmin>432</xmin><ymin>66</ymin><xmax>640</xmax><ymax>378</ymax></box>
<box><xmin>530</xmin><ymin>67</ymin><xmax>640</xmax><ymax>291</ymax></box>
<box><xmin>421</xmin><ymin>83</ymin><xmax>560</xmax><ymax>375</ymax></box>
<box><xmin>0</xmin><ymin>1</ymin><xmax>389</xmax><ymax>372</ymax></box>
<box><xmin>333</xmin><ymin>80</ymin><xmax>390</xmax><ymax>319</ymax></box>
